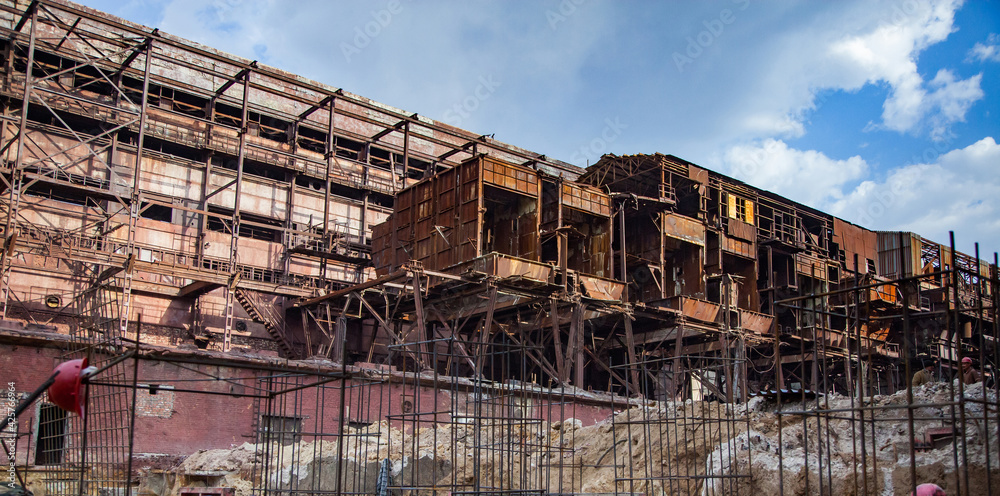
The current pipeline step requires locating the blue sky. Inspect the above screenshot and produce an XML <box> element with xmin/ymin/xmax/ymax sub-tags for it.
<box><xmin>79</xmin><ymin>0</ymin><xmax>1000</xmax><ymax>256</ymax></box>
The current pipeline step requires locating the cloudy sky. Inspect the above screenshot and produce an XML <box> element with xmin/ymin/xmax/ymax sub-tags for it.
<box><xmin>79</xmin><ymin>0</ymin><xmax>1000</xmax><ymax>255</ymax></box>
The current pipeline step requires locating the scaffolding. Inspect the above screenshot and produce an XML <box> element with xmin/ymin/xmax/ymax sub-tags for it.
<box><xmin>0</xmin><ymin>1</ymin><xmax>999</xmax><ymax>495</ymax></box>
<box><xmin>15</xmin><ymin>243</ymin><xmax>992</xmax><ymax>495</ymax></box>
<box><xmin>0</xmin><ymin>0</ymin><xmax>580</xmax><ymax>360</ymax></box>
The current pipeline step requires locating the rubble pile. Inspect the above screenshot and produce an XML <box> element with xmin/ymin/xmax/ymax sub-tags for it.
<box><xmin>720</xmin><ymin>381</ymin><xmax>1000</xmax><ymax>495</ymax></box>
<box><xmin>151</xmin><ymin>382</ymin><xmax>1000</xmax><ymax>495</ymax></box>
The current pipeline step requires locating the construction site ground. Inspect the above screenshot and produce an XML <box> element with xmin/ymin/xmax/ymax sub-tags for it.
<box><xmin>131</xmin><ymin>381</ymin><xmax>1000</xmax><ymax>496</ymax></box>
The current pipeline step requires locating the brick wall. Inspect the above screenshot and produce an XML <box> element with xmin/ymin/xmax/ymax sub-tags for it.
<box><xmin>136</xmin><ymin>388</ymin><xmax>175</xmax><ymax>418</ymax></box>
<box><xmin>0</xmin><ymin>337</ymin><xmax>615</xmax><ymax>465</ymax></box>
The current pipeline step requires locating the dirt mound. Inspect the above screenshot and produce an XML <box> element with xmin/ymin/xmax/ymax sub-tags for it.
<box><xmin>152</xmin><ymin>383</ymin><xmax>999</xmax><ymax>495</ymax></box>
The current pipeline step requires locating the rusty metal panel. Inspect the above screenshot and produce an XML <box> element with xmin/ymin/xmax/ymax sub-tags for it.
<box><xmin>722</xmin><ymin>235</ymin><xmax>756</xmax><ymax>259</ymax></box>
<box><xmin>688</xmin><ymin>164</ymin><xmax>709</xmax><ymax>184</ymax></box>
<box><xmin>415</xmin><ymin>181</ymin><xmax>434</xmax><ymax>220</ymax></box>
<box><xmin>461</xmin><ymin>174</ymin><xmax>479</xmax><ymax>203</ymax></box>
<box><xmin>739</xmin><ymin>309</ymin><xmax>773</xmax><ymax>335</ymax></box>
<box><xmin>833</xmin><ymin>218</ymin><xmax>877</xmax><ymax>272</ymax></box>
<box><xmin>495</xmin><ymin>255</ymin><xmax>550</xmax><ymax>281</ymax></box>
<box><xmin>861</xmin><ymin>320</ymin><xmax>891</xmax><ymax>342</ymax></box>
<box><xmin>868</xmin><ymin>284</ymin><xmax>900</xmax><ymax>305</ymax></box>
<box><xmin>727</xmin><ymin>218</ymin><xmax>755</xmax><ymax>242</ymax></box>
<box><xmin>414</xmin><ymin>236</ymin><xmax>434</xmax><ymax>262</ymax></box>
<box><xmin>560</xmin><ymin>182</ymin><xmax>612</xmax><ymax>217</ymax></box>
<box><xmin>393</xmin><ymin>187</ymin><xmax>415</xmax><ymax>266</ymax></box>
<box><xmin>433</xmin><ymin>167</ymin><xmax>460</xmax><ymax>269</ymax></box>
<box><xmin>436</xmin><ymin>167</ymin><xmax>458</xmax><ymax>211</ymax></box>
<box><xmin>481</xmin><ymin>156</ymin><xmax>538</xmax><ymax>196</ymax></box>
<box><xmin>464</xmin><ymin>253</ymin><xmax>552</xmax><ymax>282</ymax></box>
<box><xmin>370</xmin><ymin>220</ymin><xmax>392</xmax><ymax>275</ymax></box>
<box><xmin>579</xmin><ymin>275</ymin><xmax>625</xmax><ymax>301</ymax></box>
<box><xmin>397</xmin><ymin>176</ymin><xmax>437</xmax><ymax>268</ymax></box>
<box><xmin>662</xmin><ymin>213</ymin><xmax>706</xmax><ymax>246</ymax></box>
<box><xmin>795</xmin><ymin>252</ymin><xmax>828</xmax><ymax>278</ymax></box>
<box><xmin>663</xmin><ymin>296</ymin><xmax>721</xmax><ymax>323</ymax></box>
<box><xmin>877</xmin><ymin>231</ymin><xmax>920</xmax><ymax>279</ymax></box>
<box><xmin>457</xmin><ymin>201</ymin><xmax>479</xmax><ymax>225</ymax></box>
<box><xmin>457</xmin><ymin>221</ymin><xmax>479</xmax><ymax>249</ymax></box>
<box><xmin>395</xmin><ymin>188</ymin><xmax>414</xmax><ymax>220</ymax></box>
<box><xmin>682</xmin><ymin>297</ymin><xmax>721</xmax><ymax>323</ymax></box>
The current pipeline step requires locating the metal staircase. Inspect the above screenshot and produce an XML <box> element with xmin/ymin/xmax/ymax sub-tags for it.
<box><xmin>233</xmin><ymin>288</ymin><xmax>295</xmax><ymax>358</ymax></box>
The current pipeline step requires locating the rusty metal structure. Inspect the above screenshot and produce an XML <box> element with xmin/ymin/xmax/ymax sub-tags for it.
<box><xmin>2</xmin><ymin>0</ymin><xmax>1000</xmax><ymax>495</ymax></box>
<box><xmin>0</xmin><ymin>0</ymin><xmax>580</xmax><ymax>358</ymax></box>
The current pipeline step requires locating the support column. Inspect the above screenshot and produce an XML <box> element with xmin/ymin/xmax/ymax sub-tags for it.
<box><xmin>283</xmin><ymin>171</ymin><xmax>296</xmax><ymax>276</ymax></box>
<box><xmin>617</xmin><ymin>199</ymin><xmax>641</xmax><ymax>393</ymax></box>
<box><xmin>572</xmin><ymin>302</ymin><xmax>585</xmax><ymax>387</ymax></box>
<box><xmin>333</xmin><ymin>314</ymin><xmax>346</xmax><ymax>363</ymax></box>
<box><xmin>623</xmin><ymin>316</ymin><xmax>640</xmax><ymax>394</ymax></box>
<box><xmin>402</xmin><ymin>121</ymin><xmax>410</xmax><ymax>185</ymax></box>
<box><xmin>734</xmin><ymin>334</ymin><xmax>746</xmax><ymax>402</ymax></box>
<box><xmin>672</xmin><ymin>323</ymin><xmax>685</xmax><ymax>399</ymax></box>
<box><xmin>119</xmin><ymin>39</ymin><xmax>154</xmax><ymax>339</ymax></box>
<box><xmin>222</xmin><ymin>68</ymin><xmax>251</xmax><ymax>352</ymax></box>
<box><xmin>321</xmin><ymin>97</ymin><xmax>336</xmax><ymax>282</ymax></box>
<box><xmin>0</xmin><ymin>7</ymin><xmax>35</xmax><ymax>320</ymax></box>
<box><xmin>550</xmin><ymin>298</ymin><xmax>565</xmax><ymax>383</ymax></box>
<box><xmin>474</xmin><ymin>283</ymin><xmax>498</xmax><ymax>379</ymax></box>
<box><xmin>411</xmin><ymin>270</ymin><xmax>428</xmax><ymax>366</ymax></box>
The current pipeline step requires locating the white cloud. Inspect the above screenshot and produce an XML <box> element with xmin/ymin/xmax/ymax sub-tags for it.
<box><xmin>151</xmin><ymin>0</ymin><xmax>619</xmax><ymax>141</ymax></box>
<box><xmin>967</xmin><ymin>33</ymin><xmax>1000</xmax><ymax>62</ymax></box>
<box><xmin>633</xmin><ymin>0</ymin><xmax>980</xmax><ymax>158</ymax></box>
<box><xmin>721</xmin><ymin>136</ymin><xmax>1000</xmax><ymax>254</ymax></box>
<box><xmin>828</xmin><ymin>136</ymin><xmax>1000</xmax><ymax>253</ymax></box>
<box><xmin>804</xmin><ymin>0</ymin><xmax>981</xmax><ymax>140</ymax></box>
<box><xmin>72</xmin><ymin>0</ymin><xmax>999</xmax><ymax>256</ymax></box>
<box><xmin>925</xmin><ymin>69</ymin><xmax>983</xmax><ymax>139</ymax></box>
<box><xmin>722</xmin><ymin>139</ymin><xmax>868</xmax><ymax>208</ymax></box>
<box><xmin>114</xmin><ymin>0</ymin><xmax>982</xmax><ymax>164</ymax></box>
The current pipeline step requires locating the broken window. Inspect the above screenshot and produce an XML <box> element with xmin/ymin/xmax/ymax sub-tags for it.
<box><xmin>142</xmin><ymin>136</ymin><xmax>204</xmax><ymax>162</ymax></box>
<box><xmin>34</xmin><ymin>402</ymin><xmax>68</xmax><ymax>465</ymax></box>
<box><xmin>156</xmin><ymin>86</ymin><xmax>209</xmax><ymax>118</ymax></box>
<box><xmin>70</xmin><ymin>64</ymin><xmax>115</xmax><ymax>96</ymax></box>
<box><xmin>214</xmin><ymin>103</ymin><xmax>243</xmax><ymax>127</ymax></box>
<box><xmin>297</xmin><ymin>125</ymin><xmax>328</xmax><ymax>153</ymax></box>
<box><xmin>725</xmin><ymin>192</ymin><xmax>754</xmax><ymax>225</ymax></box>
<box><xmin>139</xmin><ymin>202</ymin><xmax>173</xmax><ymax>222</ymax></box>
<box><xmin>260</xmin><ymin>415</ymin><xmax>302</xmax><ymax>445</ymax></box>
<box><xmin>255</xmin><ymin>113</ymin><xmax>290</xmax><ymax>143</ymax></box>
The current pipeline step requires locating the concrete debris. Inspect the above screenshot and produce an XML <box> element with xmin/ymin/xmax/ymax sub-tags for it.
<box><xmin>149</xmin><ymin>382</ymin><xmax>997</xmax><ymax>495</ymax></box>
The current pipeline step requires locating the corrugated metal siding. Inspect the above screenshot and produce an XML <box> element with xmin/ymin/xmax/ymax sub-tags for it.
<box><xmin>375</xmin><ymin>156</ymin><xmax>548</xmax><ymax>272</ymax></box>
<box><xmin>370</xmin><ymin>220</ymin><xmax>392</xmax><ymax>275</ymax></box>
<box><xmin>560</xmin><ymin>182</ymin><xmax>611</xmax><ymax>217</ymax></box>
<box><xmin>877</xmin><ymin>231</ymin><xmax>920</xmax><ymax>279</ymax></box>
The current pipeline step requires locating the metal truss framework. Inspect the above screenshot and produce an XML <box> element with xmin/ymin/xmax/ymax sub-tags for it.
<box><xmin>0</xmin><ymin>1</ymin><xmax>998</xmax><ymax>494</ymax></box>
<box><xmin>0</xmin><ymin>0</ymin><xmax>580</xmax><ymax>358</ymax></box>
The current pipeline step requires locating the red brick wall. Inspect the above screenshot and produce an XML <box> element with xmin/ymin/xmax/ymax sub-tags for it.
<box><xmin>1</xmin><ymin>344</ymin><xmax>62</xmax><ymax>464</ymax></box>
<box><xmin>1</xmin><ymin>342</ymin><xmax>614</xmax><ymax>465</ymax></box>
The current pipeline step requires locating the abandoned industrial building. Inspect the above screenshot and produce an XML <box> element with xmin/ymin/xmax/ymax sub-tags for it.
<box><xmin>0</xmin><ymin>0</ymin><xmax>998</xmax><ymax>494</ymax></box>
